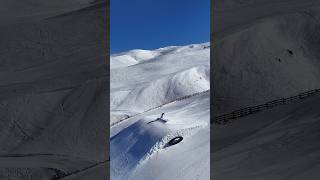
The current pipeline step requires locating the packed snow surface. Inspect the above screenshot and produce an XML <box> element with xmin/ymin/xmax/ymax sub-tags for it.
<box><xmin>110</xmin><ymin>43</ymin><xmax>210</xmax><ymax>180</ymax></box>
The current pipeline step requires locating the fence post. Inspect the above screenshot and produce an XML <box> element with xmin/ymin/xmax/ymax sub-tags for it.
<box><xmin>214</xmin><ymin>88</ymin><xmax>320</xmax><ymax>125</ymax></box>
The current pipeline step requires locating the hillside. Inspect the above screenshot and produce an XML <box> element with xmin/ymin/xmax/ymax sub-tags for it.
<box><xmin>110</xmin><ymin>43</ymin><xmax>210</xmax><ymax>180</ymax></box>
<box><xmin>0</xmin><ymin>1</ymin><xmax>108</xmax><ymax>179</ymax></box>
<box><xmin>213</xmin><ymin>94</ymin><xmax>320</xmax><ymax>179</ymax></box>
<box><xmin>213</xmin><ymin>1</ymin><xmax>320</xmax><ymax>115</ymax></box>
<box><xmin>213</xmin><ymin>1</ymin><xmax>320</xmax><ymax>179</ymax></box>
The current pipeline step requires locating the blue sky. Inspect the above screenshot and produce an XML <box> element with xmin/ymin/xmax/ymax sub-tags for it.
<box><xmin>110</xmin><ymin>0</ymin><xmax>210</xmax><ymax>53</ymax></box>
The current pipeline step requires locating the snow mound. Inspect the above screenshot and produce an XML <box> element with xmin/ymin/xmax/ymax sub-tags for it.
<box><xmin>110</xmin><ymin>119</ymin><xmax>168</xmax><ymax>179</ymax></box>
<box><xmin>111</xmin><ymin>118</ymin><xmax>206</xmax><ymax>180</ymax></box>
<box><xmin>111</xmin><ymin>91</ymin><xmax>210</xmax><ymax>180</ymax></box>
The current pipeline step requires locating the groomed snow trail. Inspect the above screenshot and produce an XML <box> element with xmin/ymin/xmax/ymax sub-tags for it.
<box><xmin>110</xmin><ymin>43</ymin><xmax>210</xmax><ymax>180</ymax></box>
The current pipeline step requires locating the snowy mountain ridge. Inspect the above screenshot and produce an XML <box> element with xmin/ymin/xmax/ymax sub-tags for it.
<box><xmin>111</xmin><ymin>42</ymin><xmax>210</xmax><ymax>124</ymax></box>
<box><xmin>111</xmin><ymin>42</ymin><xmax>210</xmax><ymax>69</ymax></box>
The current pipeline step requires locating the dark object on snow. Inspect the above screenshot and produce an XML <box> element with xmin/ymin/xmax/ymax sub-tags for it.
<box><xmin>287</xmin><ymin>49</ymin><xmax>293</xmax><ymax>56</ymax></box>
<box><xmin>168</xmin><ymin>136</ymin><xmax>183</xmax><ymax>146</ymax></box>
<box><xmin>147</xmin><ymin>118</ymin><xmax>167</xmax><ymax>124</ymax></box>
<box><xmin>160</xmin><ymin>113</ymin><xmax>165</xmax><ymax>119</ymax></box>
<box><xmin>277</xmin><ymin>58</ymin><xmax>281</xmax><ymax>62</ymax></box>
<box><xmin>147</xmin><ymin>113</ymin><xmax>167</xmax><ymax>124</ymax></box>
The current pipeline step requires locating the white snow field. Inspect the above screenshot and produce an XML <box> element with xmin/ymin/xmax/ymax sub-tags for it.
<box><xmin>110</xmin><ymin>43</ymin><xmax>210</xmax><ymax>180</ymax></box>
<box><xmin>0</xmin><ymin>1</ymin><xmax>108</xmax><ymax>179</ymax></box>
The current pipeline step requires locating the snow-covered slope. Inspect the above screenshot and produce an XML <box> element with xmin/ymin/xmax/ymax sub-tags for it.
<box><xmin>0</xmin><ymin>0</ymin><xmax>101</xmax><ymax>21</ymax></box>
<box><xmin>212</xmin><ymin>94</ymin><xmax>320</xmax><ymax>179</ymax></box>
<box><xmin>213</xmin><ymin>0</ymin><xmax>320</xmax><ymax>36</ymax></box>
<box><xmin>111</xmin><ymin>43</ymin><xmax>210</xmax><ymax>180</ymax></box>
<box><xmin>111</xmin><ymin>43</ymin><xmax>209</xmax><ymax>120</ymax></box>
<box><xmin>110</xmin><ymin>49</ymin><xmax>159</xmax><ymax>69</ymax></box>
<box><xmin>0</xmin><ymin>1</ymin><xmax>108</xmax><ymax>179</ymax></box>
<box><xmin>213</xmin><ymin>1</ymin><xmax>320</xmax><ymax>180</ymax></box>
<box><xmin>213</xmin><ymin>2</ymin><xmax>320</xmax><ymax>115</ymax></box>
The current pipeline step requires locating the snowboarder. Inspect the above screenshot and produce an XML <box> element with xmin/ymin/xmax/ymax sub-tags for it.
<box><xmin>147</xmin><ymin>113</ymin><xmax>166</xmax><ymax>124</ymax></box>
<box><xmin>160</xmin><ymin>113</ymin><xmax>165</xmax><ymax>119</ymax></box>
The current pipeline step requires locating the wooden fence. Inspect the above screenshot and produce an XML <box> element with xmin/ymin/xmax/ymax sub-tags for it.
<box><xmin>111</xmin><ymin>90</ymin><xmax>210</xmax><ymax>127</ymax></box>
<box><xmin>214</xmin><ymin>89</ymin><xmax>320</xmax><ymax>125</ymax></box>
